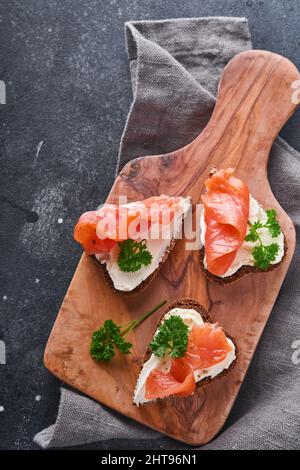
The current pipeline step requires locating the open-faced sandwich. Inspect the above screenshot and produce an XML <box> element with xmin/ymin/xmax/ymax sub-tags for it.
<box><xmin>200</xmin><ymin>168</ymin><xmax>286</xmax><ymax>284</ymax></box>
<box><xmin>74</xmin><ymin>195</ymin><xmax>191</xmax><ymax>293</ymax></box>
<box><xmin>133</xmin><ymin>299</ymin><xmax>236</xmax><ymax>405</ymax></box>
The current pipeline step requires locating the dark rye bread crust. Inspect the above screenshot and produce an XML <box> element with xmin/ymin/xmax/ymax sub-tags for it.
<box><xmin>135</xmin><ymin>298</ymin><xmax>237</xmax><ymax>405</ymax></box>
<box><xmin>200</xmin><ymin>237</ymin><xmax>288</xmax><ymax>285</ymax></box>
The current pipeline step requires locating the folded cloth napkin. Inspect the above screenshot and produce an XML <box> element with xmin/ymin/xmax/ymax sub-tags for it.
<box><xmin>34</xmin><ymin>17</ymin><xmax>300</xmax><ymax>450</ymax></box>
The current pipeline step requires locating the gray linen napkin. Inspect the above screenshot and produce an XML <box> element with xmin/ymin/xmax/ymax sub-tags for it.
<box><xmin>34</xmin><ymin>17</ymin><xmax>300</xmax><ymax>450</ymax></box>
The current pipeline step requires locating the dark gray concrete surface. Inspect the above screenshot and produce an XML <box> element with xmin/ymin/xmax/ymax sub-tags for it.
<box><xmin>0</xmin><ymin>0</ymin><xmax>299</xmax><ymax>450</ymax></box>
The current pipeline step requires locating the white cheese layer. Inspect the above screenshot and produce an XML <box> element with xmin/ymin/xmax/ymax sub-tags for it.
<box><xmin>98</xmin><ymin>198</ymin><xmax>191</xmax><ymax>291</ymax></box>
<box><xmin>200</xmin><ymin>195</ymin><xmax>285</xmax><ymax>277</ymax></box>
<box><xmin>133</xmin><ymin>307</ymin><xmax>235</xmax><ymax>406</ymax></box>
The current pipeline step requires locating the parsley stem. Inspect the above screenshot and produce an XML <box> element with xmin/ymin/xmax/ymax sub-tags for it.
<box><xmin>248</xmin><ymin>221</ymin><xmax>264</xmax><ymax>246</ymax></box>
<box><xmin>121</xmin><ymin>299</ymin><xmax>167</xmax><ymax>337</ymax></box>
<box><xmin>133</xmin><ymin>299</ymin><xmax>167</xmax><ymax>327</ymax></box>
<box><xmin>257</xmin><ymin>232</ymin><xmax>263</xmax><ymax>246</ymax></box>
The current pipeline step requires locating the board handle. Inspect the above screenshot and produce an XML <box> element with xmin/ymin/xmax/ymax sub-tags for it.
<box><xmin>198</xmin><ymin>50</ymin><xmax>300</xmax><ymax>168</ymax></box>
<box><xmin>113</xmin><ymin>50</ymin><xmax>300</xmax><ymax>203</ymax></box>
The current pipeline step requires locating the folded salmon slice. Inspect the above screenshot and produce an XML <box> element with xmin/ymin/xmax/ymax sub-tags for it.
<box><xmin>145</xmin><ymin>368</ymin><xmax>195</xmax><ymax>400</ymax></box>
<box><xmin>202</xmin><ymin>168</ymin><xmax>249</xmax><ymax>276</ymax></box>
<box><xmin>73</xmin><ymin>211</ymin><xmax>116</xmax><ymax>255</ymax></box>
<box><xmin>74</xmin><ymin>195</ymin><xmax>180</xmax><ymax>255</ymax></box>
<box><xmin>185</xmin><ymin>323</ymin><xmax>232</xmax><ymax>370</ymax></box>
<box><xmin>171</xmin><ymin>323</ymin><xmax>232</xmax><ymax>380</ymax></box>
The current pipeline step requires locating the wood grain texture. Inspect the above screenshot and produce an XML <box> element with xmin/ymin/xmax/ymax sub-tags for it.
<box><xmin>44</xmin><ymin>50</ymin><xmax>300</xmax><ymax>445</ymax></box>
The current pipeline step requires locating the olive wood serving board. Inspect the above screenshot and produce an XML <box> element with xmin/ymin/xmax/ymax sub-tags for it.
<box><xmin>44</xmin><ymin>50</ymin><xmax>299</xmax><ymax>446</ymax></box>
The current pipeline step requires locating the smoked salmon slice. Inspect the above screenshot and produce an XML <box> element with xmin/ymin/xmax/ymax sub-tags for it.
<box><xmin>185</xmin><ymin>323</ymin><xmax>232</xmax><ymax>370</ymax></box>
<box><xmin>145</xmin><ymin>368</ymin><xmax>195</xmax><ymax>400</ymax></box>
<box><xmin>171</xmin><ymin>323</ymin><xmax>232</xmax><ymax>379</ymax></box>
<box><xmin>202</xmin><ymin>168</ymin><xmax>249</xmax><ymax>276</ymax></box>
<box><xmin>145</xmin><ymin>323</ymin><xmax>232</xmax><ymax>400</ymax></box>
<box><xmin>74</xmin><ymin>195</ymin><xmax>181</xmax><ymax>255</ymax></box>
<box><xmin>73</xmin><ymin>211</ymin><xmax>116</xmax><ymax>255</ymax></box>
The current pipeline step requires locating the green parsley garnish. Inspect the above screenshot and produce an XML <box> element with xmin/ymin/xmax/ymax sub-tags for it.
<box><xmin>150</xmin><ymin>315</ymin><xmax>189</xmax><ymax>359</ymax></box>
<box><xmin>245</xmin><ymin>209</ymin><xmax>281</xmax><ymax>270</ymax></box>
<box><xmin>245</xmin><ymin>209</ymin><xmax>281</xmax><ymax>242</ymax></box>
<box><xmin>90</xmin><ymin>299</ymin><xmax>167</xmax><ymax>362</ymax></box>
<box><xmin>251</xmin><ymin>243</ymin><xmax>280</xmax><ymax>270</ymax></box>
<box><xmin>117</xmin><ymin>239</ymin><xmax>153</xmax><ymax>273</ymax></box>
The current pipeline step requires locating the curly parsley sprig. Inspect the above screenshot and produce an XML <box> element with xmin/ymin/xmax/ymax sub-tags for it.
<box><xmin>245</xmin><ymin>209</ymin><xmax>282</xmax><ymax>270</ymax></box>
<box><xmin>117</xmin><ymin>239</ymin><xmax>152</xmax><ymax>273</ymax></box>
<box><xmin>90</xmin><ymin>300</ymin><xmax>167</xmax><ymax>362</ymax></box>
<box><xmin>150</xmin><ymin>315</ymin><xmax>189</xmax><ymax>359</ymax></box>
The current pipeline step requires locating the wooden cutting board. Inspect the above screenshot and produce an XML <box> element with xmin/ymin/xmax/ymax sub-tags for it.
<box><xmin>44</xmin><ymin>50</ymin><xmax>299</xmax><ymax>446</ymax></box>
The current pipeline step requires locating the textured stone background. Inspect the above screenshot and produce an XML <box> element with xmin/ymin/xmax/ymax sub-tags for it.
<box><xmin>0</xmin><ymin>0</ymin><xmax>299</xmax><ymax>450</ymax></box>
